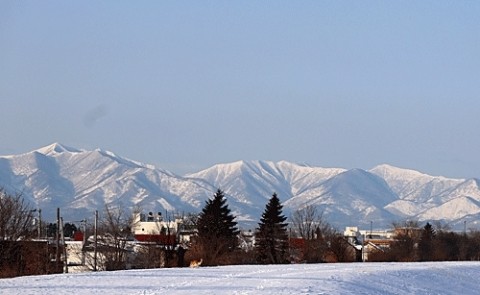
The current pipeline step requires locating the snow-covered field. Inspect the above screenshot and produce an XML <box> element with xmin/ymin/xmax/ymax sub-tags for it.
<box><xmin>1</xmin><ymin>262</ymin><xmax>479</xmax><ymax>295</ymax></box>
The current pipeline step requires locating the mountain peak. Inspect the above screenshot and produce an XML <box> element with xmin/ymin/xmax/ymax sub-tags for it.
<box><xmin>370</xmin><ymin>164</ymin><xmax>434</xmax><ymax>180</ymax></box>
<box><xmin>1</xmin><ymin>145</ymin><xmax>478</xmax><ymax>230</ymax></box>
<box><xmin>370</xmin><ymin>164</ymin><xmax>461</xmax><ymax>182</ymax></box>
<box><xmin>36</xmin><ymin>142</ymin><xmax>81</xmax><ymax>155</ymax></box>
<box><xmin>370</xmin><ymin>164</ymin><xmax>417</xmax><ymax>174</ymax></box>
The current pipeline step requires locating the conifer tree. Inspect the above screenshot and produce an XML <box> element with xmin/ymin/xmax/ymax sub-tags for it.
<box><xmin>418</xmin><ymin>222</ymin><xmax>436</xmax><ymax>261</ymax></box>
<box><xmin>196</xmin><ymin>189</ymin><xmax>239</xmax><ymax>265</ymax></box>
<box><xmin>255</xmin><ymin>193</ymin><xmax>289</xmax><ymax>264</ymax></box>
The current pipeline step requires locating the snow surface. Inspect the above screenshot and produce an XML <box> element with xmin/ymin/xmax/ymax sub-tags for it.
<box><xmin>1</xmin><ymin>262</ymin><xmax>479</xmax><ymax>295</ymax></box>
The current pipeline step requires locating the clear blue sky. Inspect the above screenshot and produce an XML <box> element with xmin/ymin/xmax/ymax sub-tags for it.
<box><xmin>1</xmin><ymin>1</ymin><xmax>479</xmax><ymax>178</ymax></box>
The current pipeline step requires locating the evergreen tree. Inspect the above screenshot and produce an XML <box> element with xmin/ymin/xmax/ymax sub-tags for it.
<box><xmin>255</xmin><ymin>193</ymin><xmax>289</xmax><ymax>264</ymax></box>
<box><xmin>418</xmin><ymin>222</ymin><xmax>436</xmax><ymax>261</ymax></box>
<box><xmin>196</xmin><ymin>189</ymin><xmax>239</xmax><ymax>265</ymax></box>
<box><xmin>63</xmin><ymin>223</ymin><xmax>78</xmax><ymax>238</ymax></box>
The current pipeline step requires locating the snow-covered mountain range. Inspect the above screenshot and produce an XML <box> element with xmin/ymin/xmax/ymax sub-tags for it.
<box><xmin>1</xmin><ymin>143</ymin><xmax>479</xmax><ymax>230</ymax></box>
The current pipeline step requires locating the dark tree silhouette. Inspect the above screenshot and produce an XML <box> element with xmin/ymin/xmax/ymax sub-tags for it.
<box><xmin>196</xmin><ymin>189</ymin><xmax>239</xmax><ymax>265</ymax></box>
<box><xmin>255</xmin><ymin>193</ymin><xmax>289</xmax><ymax>264</ymax></box>
<box><xmin>435</xmin><ymin>231</ymin><xmax>461</xmax><ymax>261</ymax></box>
<box><xmin>418</xmin><ymin>222</ymin><xmax>436</xmax><ymax>261</ymax></box>
<box><xmin>63</xmin><ymin>223</ymin><xmax>78</xmax><ymax>238</ymax></box>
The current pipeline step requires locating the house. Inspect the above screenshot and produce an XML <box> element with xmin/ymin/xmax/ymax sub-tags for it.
<box><xmin>63</xmin><ymin>211</ymin><xmax>195</xmax><ymax>271</ymax></box>
<box><xmin>344</xmin><ymin>226</ymin><xmax>395</xmax><ymax>261</ymax></box>
<box><xmin>131</xmin><ymin>211</ymin><xmax>194</xmax><ymax>245</ymax></box>
<box><xmin>130</xmin><ymin>211</ymin><xmax>194</xmax><ymax>268</ymax></box>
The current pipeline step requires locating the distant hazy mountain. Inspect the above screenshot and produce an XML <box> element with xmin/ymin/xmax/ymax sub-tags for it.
<box><xmin>1</xmin><ymin>143</ymin><xmax>479</xmax><ymax>230</ymax></box>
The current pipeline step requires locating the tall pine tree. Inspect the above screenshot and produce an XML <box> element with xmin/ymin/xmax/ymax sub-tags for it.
<box><xmin>255</xmin><ymin>193</ymin><xmax>289</xmax><ymax>264</ymax></box>
<box><xmin>418</xmin><ymin>222</ymin><xmax>436</xmax><ymax>261</ymax></box>
<box><xmin>196</xmin><ymin>189</ymin><xmax>239</xmax><ymax>265</ymax></box>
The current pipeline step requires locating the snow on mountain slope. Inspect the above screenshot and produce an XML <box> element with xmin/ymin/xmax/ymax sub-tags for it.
<box><xmin>36</xmin><ymin>142</ymin><xmax>82</xmax><ymax>155</ymax></box>
<box><xmin>372</xmin><ymin>164</ymin><xmax>480</xmax><ymax>226</ymax></box>
<box><xmin>1</xmin><ymin>144</ymin><xmax>480</xmax><ymax>230</ymax></box>
<box><xmin>285</xmin><ymin>168</ymin><xmax>398</xmax><ymax>228</ymax></box>
<box><xmin>417</xmin><ymin>196</ymin><xmax>480</xmax><ymax>221</ymax></box>
<box><xmin>185</xmin><ymin>160</ymin><xmax>346</xmax><ymax>225</ymax></box>
<box><xmin>0</xmin><ymin>143</ymin><xmax>216</xmax><ymax>221</ymax></box>
<box><xmin>370</xmin><ymin>164</ymin><xmax>464</xmax><ymax>202</ymax></box>
<box><xmin>435</xmin><ymin>179</ymin><xmax>480</xmax><ymax>202</ymax></box>
<box><xmin>186</xmin><ymin>160</ymin><xmax>344</xmax><ymax>203</ymax></box>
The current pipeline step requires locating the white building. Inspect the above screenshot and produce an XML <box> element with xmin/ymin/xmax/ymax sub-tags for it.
<box><xmin>131</xmin><ymin>211</ymin><xmax>194</xmax><ymax>244</ymax></box>
<box><xmin>344</xmin><ymin>226</ymin><xmax>395</xmax><ymax>261</ymax></box>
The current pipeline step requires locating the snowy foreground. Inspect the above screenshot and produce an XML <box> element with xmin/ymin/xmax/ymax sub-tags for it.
<box><xmin>1</xmin><ymin>262</ymin><xmax>479</xmax><ymax>295</ymax></box>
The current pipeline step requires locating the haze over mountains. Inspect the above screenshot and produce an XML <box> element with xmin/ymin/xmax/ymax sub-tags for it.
<box><xmin>1</xmin><ymin>143</ymin><xmax>479</xmax><ymax>230</ymax></box>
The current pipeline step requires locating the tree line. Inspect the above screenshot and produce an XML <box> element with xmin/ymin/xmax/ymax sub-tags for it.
<box><xmin>190</xmin><ymin>189</ymin><xmax>355</xmax><ymax>266</ymax></box>
<box><xmin>2</xmin><ymin>187</ymin><xmax>480</xmax><ymax>276</ymax></box>
<box><xmin>182</xmin><ymin>189</ymin><xmax>480</xmax><ymax>265</ymax></box>
<box><xmin>369</xmin><ymin>221</ymin><xmax>480</xmax><ymax>262</ymax></box>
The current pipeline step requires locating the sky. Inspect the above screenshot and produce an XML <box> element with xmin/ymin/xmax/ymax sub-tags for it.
<box><xmin>1</xmin><ymin>1</ymin><xmax>479</xmax><ymax>178</ymax></box>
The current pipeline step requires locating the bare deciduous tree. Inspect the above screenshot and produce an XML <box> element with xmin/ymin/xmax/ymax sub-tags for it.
<box><xmin>84</xmin><ymin>204</ymin><xmax>135</xmax><ymax>271</ymax></box>
<box><xmin>0</xmin><ymin>189</ymin><xmax>35</xmax><ymax>241</ymax></box>
<box><xmin>291</xmin><ymin>205</ymin><xmax>324</xmax><ymax>240</ymax></box>
<box><xmin>328</xmin><ymin>230</ymin><xmax>355</xmax><ymax>262</ymax></box>
<box><xmin>0</xmin><ymin>189</ymin><xmax>43</xmax><ymax>277</ymax></box>
<box><xmin>100</xmin><ymin>204</ymin><xmax>135</xmax><ymax>270</ymax></box>
<box><xmin>290</xmin><ymin>205</ymin><xmax>334</xmax><ymax>262</ymax></box>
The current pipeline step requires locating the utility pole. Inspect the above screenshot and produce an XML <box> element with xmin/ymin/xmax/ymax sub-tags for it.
<box><xmin>38</xmin><ymin>209</ymin><xmax>42</xmax><ymax>239</ymax></box>
<box><xmin>56</xmin><ymin>208</ymin><xmax>61</xmax><ymax>272</ymax></box>
<box><xmin>94</xmin><ymin>210</ymin><xmax>98</xmax><ymax>271</ymax></box>
<box><xmin>60</xmin><ymin>217</ymin><xmax>68</xmax><ymax>273</ymax></box>
<box><xmin>370</xmin><ymin>221</ymin><xmax>373</xmax><ymax>239</ymax></box>
<box><xmin>82</xmin><ymin>219</ymin><xmax>87</xmax><ymax>266</ymax></box>
<box><xmin>362</xmin><ymin>233</ymin><xmax>365</xmax><ymax>262</ymax></box>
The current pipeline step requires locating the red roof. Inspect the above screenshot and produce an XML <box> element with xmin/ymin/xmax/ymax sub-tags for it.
<box><xmin>289</xmin><ymin>237</ymin><xmax>305</xmax><ymax>249</ymax></box>
<box><xmin>135</xmin><ymin>234</ymin><xmax>176</xmax><ymax>244</ymax></box>
<box><xmin>73</xmin><ymin>231</ymin><xmax>84</xmax><ymax>242</ymax></box>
